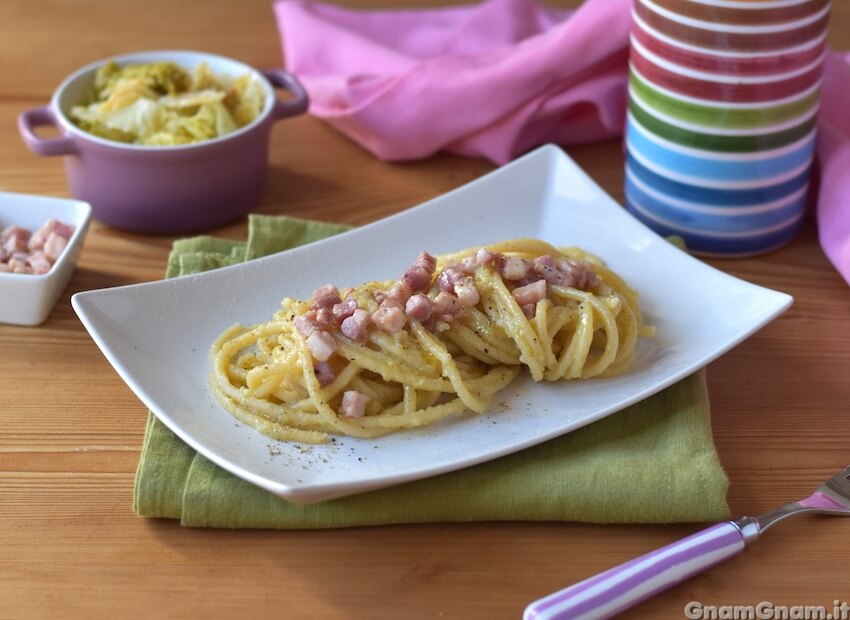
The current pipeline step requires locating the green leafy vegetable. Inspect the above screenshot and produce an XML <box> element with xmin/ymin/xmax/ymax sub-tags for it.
<box><xmin>70</xmin><ymin>61</ymin><xmax>265</xmax><ymax>146</ymax></box>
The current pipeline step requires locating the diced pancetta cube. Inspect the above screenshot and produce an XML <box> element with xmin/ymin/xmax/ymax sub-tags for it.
<box><xmin>2</xmin><ymin>225</ymin><xmax>30</xmax><ymax>242</ymax></box>
<box><xmin>340</xmin><ymin>390</ymin><xmax>369</xmax><ymax>418</ymax></box>
<box><xmin>513</xmin><ymin>279</ymin><xmax>547</xmax><ymax>306</ymax></box>
<box><xmin>341</xmin><ymin>308</ymin><xmax>371</xmax><ymax>343</ymax></box>
<box><xmin>401</xmin><ymin>267</ymin><xmax>431</xmax><ymax>292</ymax></box>
<box><xmin>559</xmin><ymin>260</ymin><xmax>600</xmax><ymax>290</ymax></box>
<box><xmin>3</xmin><ymin>234</ymin><xmax>27</xmax><ymax>255</ymax></box>
<box><xmin>294</xmin><ymin>314</ymin><xmax>319</xmax><ymax>338</ymax></box>
<box><xmin>476</xmin><ymin>248</ymin><xmax>503</xmax><ymax>269</ymax></box>
<box><xmin>52</xmin><ymin>220</ymin><xmax>75</xmax><ymax>240</ymax></box>
<box><xmin>534</xmin><ymin>255</ymin><xmax>557</xmax><ymax>271</ymax></box>
<box><xmin>314</xmin><ymin>361</ymin><xmax>336</xmax><ymax>387</ymax></box>
<box><xmin>312</xmin><ymin>284</ymin><xmax>341</xmax><ymax>308</ymax></box>
<box><xmin>501</xmin><ymin>257</ymin><xmax>532</xmax><ymax>281</ymax></box>
<box><xmin>436</xmin><ymin>266</ymin><xmax>463</xmax><ymax>292</ymax></box>
<box><xmin>28</xmin><ymin>251</ymin><xmax>52</xmax><ymax>275</ymax></box>
<box><xmin>533</xmin><ymin>255</ymin><xmax>569</xmax><ymax>286</ymax></box>
<box><xmin>453</xmin><ymin>276</ymin><xmax>479</xmax><ymax>307</ymax></box>
<box><xmin>27</xmin><ymin>231</ymin><xmax>45</xmax><ymax>251</ymax></box>
<box><xmin>400</xmin><ymin>251</ymin><xmax>438</xmax><ymax>292</ymax></box>
<box><xmin>34</xmin><ymin>219</ymin><xmax>73</xmax><ymax>241</ymax></box>
<box><xmin>332</xmin><ymin>298</ymin><xmax>358</xmax><ymax>325</ymax></box>
<box><xmin>314</xmin><ymin>306</ymin><xmax>334</xmax><ymax>328</ymax></box>
<box><xmin>372</xmin><ymin>300</ymin><xmax>406</xmax><ymax>333</ymax></box>
<box><xmin>434</xmin><ymin>291</ymin><xmax>461</xmax><ymax>322</ymax></box>
<box><xmin>306</xmin><ymin>330</ymin><xmax>338</xmax><ymax>362</ymax></box>
<box><xmin>460</xmin><ymin>255</ymin><xmax>478</xmax><ymax>273</ymax></box>
<box><xmin>413</xmin><ymin>251</ymin><xmax>437</xmax><ymax>275</ymax></box>
<box><xmin>9</xmin><ymin>257</ymin><xmax>29</xmax><ymax>273</ymax></box>
<box><xmin>386</xmin><ymin>279</ymin><xmax>412</xmax><ymax>305</ymax></box>
<box><xmin>405</xmin><ymin>294</ymin><xmax>433</xmax><ymax>321</ymax></box>
<box><xmin>43</xmin><ymin>233</ymin><xmax>67</xmax><ymax>262</ymax></box>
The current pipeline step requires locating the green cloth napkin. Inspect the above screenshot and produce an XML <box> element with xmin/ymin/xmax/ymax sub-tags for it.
<box><xmin>134</xmin><ymin>214</ymin><xmax>729</xmax><ymax>528</ymax></box>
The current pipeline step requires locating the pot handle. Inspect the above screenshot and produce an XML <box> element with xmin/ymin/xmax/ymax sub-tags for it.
<box><xmin>261</xmin><ymin>69</ymin><xmax>310</xmax><ymax>121</ymax></box>
<box><xmin>18</xmin><ymin>106</ymin><xmax>78</xmax><ymax>157</ymax></box>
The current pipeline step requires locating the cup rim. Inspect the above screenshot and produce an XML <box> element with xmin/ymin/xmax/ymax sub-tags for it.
<box><xmin>50</xmin><ymin>49</ymin><xmax>276</xmax><ymax>152</ymax></box>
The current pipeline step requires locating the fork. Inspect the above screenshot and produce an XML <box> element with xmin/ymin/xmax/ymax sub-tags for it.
<box><xmin>524</xmin><ymin>464</ymin><xmax>850</xmax><ymax>620</ymax></box>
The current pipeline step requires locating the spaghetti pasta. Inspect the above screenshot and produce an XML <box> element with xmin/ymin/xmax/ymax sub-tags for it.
<box><xmin>210</xmin><ymin>238</ymin><xmax>651</xmax><ymax>444</ymax></box>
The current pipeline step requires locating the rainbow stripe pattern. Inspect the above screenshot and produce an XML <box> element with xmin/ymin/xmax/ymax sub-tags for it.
<box><xmin>624</xmin><ymin>0</ymin><xmax>830</xmax><ymax>256</ymax></box>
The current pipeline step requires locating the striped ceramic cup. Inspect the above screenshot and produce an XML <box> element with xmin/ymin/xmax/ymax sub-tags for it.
<box><xmin>624</xmin><ymin>0</ymin><xmax>830</xmax><ymax>256</ymax></box>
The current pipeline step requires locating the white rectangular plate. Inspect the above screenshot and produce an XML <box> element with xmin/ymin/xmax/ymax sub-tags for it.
<box><xmin>72</xmin><ymin>145</ymin><xmax>792</xmax><ymax>504</ymax></box>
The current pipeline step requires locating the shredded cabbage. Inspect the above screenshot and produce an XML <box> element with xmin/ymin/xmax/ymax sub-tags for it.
<box><xmin>70</xmin><ymin>61</ymin><xmax>265</xmax><ymax>145</ymax></box>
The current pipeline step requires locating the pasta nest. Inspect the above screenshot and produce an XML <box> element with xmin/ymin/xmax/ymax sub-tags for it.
<box><xmin>210</xmin><ymin>239</ymin><xmax>649</xmax><ymax>443</ymax></box>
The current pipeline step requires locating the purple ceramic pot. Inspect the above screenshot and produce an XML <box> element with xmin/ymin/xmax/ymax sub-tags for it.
<box><xmin>18</xmin><ymin>50</ymin><xmax>308</xmax><ymax>234</ymax></box>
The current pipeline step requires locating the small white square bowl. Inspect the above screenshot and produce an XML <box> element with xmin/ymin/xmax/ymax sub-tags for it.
<box><xmin>0</xmin><ymin>191</ymin><xmax>92</xmax><ymax>326</ymax></box>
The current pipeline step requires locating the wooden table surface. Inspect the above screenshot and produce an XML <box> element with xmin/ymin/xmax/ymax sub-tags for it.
<box><xmin>3</xmin><ymin>1</ymin><xmax>850</xmax><ymax>618</ymax></box>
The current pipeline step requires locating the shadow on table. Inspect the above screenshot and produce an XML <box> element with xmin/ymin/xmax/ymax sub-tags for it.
<box><xmin>260</xmin><ymin>164</ymin><xmax>343</xmax><ymax>216</ymax></box>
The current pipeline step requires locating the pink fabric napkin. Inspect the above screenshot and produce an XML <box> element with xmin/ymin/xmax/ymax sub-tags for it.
<box><xmin>274</xmin><ymin>0</ymin><xmax>850</xmax><ymax>285</ymax></box>
<box><xmin>816</xmin><ymin>52</ymin><xmax>850</xmax><ymax>285</ymax></box>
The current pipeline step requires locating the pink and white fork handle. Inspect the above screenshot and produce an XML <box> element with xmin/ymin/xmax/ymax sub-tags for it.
<box><xmin>524</xmin><ymin>521</ymin><xmax>755</xmax><ymax>620</ymax></box>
